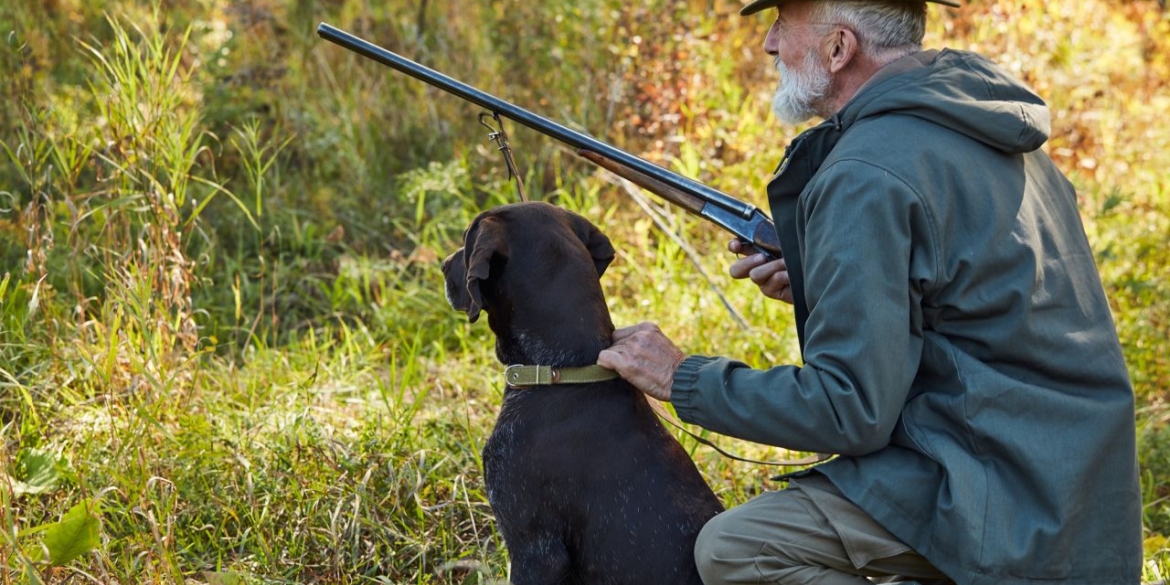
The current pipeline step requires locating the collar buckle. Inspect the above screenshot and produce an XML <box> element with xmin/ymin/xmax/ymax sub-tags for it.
<box><xmin>504</xmin><ymin>364</ymin><xmax>554</xmax><ymax>387</ymax></box>
<box><xmin>503</xmin><ymin>364</ymin><xmax>617</xmax><ymax>387</ymax></box>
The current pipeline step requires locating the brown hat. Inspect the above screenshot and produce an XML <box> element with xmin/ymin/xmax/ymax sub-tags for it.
<box><xmin>740</xmin><ymin>0</ymin><xmax>959</xmax><ymax>17</ymax></box>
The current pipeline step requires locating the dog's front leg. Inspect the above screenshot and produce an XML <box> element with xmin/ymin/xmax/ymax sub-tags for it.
<box><xmin>507</xmin><ymin>538</ymin><xmax>571</xmax><ymax>585</ymax></box>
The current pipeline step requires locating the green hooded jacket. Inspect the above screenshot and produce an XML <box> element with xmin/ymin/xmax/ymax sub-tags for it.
<box><xmin>671</xmin><ymin>49</ymin><xmax>1142</xmax><ymax>584</ymax></box>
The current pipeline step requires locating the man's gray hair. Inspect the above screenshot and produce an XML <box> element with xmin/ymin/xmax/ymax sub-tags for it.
<box><xmin>811</xmin><ymin>0</ymin><xmax>927</xmax><ymax>63</ymax></box>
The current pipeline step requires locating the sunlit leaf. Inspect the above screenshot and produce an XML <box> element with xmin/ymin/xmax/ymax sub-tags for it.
<box><xmin>202</xmin><ymin>570</ymin><xmax>248</xmax><ymax>585</ymax></box>
<box><xmin>42</xmin><ymin>499</ymin><xmax>101</xmax><ymax>566</ymax></box>
<box><xmin>10</xmin><ymin>448</ymin><xmax>64</xmax><ymax>495</ymax></box>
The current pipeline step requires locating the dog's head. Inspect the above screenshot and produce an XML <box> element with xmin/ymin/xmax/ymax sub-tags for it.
<box><xmin>442</xmin><ymin>202</ymin><xmax>616</xmax><ymax>363</ymax></box>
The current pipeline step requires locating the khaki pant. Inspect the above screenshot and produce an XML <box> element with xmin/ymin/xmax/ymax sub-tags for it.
<box><xmin>694</xmin><ymin>473</ymin><xmax>955</xmax><ymax>585</ymax></box>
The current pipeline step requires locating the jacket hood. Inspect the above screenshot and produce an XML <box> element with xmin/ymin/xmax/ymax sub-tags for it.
<box><xmin>836</xmin><ymin>49</ymin><xmax>1050</xmax><ymax>154</ymax></box>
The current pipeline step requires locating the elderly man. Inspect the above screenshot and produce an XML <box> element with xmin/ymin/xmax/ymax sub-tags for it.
<box><xmin>597</xmin><ymin>0</ymin><xmax>1143</xmax><ymax>584</ymax></box>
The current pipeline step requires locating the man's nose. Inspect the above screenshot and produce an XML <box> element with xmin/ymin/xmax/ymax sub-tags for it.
<box><xmin>763</xmin><ymin>19</ymin><xmax>781</xmax><ymax>55</ymax></box>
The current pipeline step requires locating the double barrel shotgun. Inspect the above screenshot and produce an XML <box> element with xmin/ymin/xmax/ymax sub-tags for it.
<box><xmin>316</xmin><ymin>22</ymin><xmax>782</xmax><ymax>260</ymax></box>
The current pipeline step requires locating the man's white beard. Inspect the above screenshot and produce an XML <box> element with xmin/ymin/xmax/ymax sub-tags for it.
<box><xmin>772</xmin><ymin>51</ymin><xmax>831</xmax><ymax>125</ymax></box>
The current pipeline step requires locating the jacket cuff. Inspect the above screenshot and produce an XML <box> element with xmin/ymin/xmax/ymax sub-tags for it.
<box><xmin>671</xmin><ymin>355</ymin><xmax>715</xmax><ymax>425</ymax></box>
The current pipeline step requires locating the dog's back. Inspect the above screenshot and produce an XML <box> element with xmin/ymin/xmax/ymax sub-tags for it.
<box><xmin>442</xmin><ymin>202</ymin><xmax>723</xmax><ymax>584</ymax></box>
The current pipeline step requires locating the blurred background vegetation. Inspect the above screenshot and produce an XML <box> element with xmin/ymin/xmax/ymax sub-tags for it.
<box><xmin>0</xmin><ymin>0</ymin><xmax>1167</xmax><ymax>582</ymax></box>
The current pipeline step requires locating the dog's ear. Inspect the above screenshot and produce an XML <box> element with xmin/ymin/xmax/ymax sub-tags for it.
<box><xmin>569</xmin><ymin>213</ymin><xmax>615</xmax><ymax>277</ymax></box>
<box><xmin>463</xmin><ymin>216</ymin><xmax>509</xmax><ymax>323</ymax></box>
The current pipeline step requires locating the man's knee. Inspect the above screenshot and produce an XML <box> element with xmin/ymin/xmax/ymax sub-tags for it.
<box><xmin>692</xmin><ymin>484</ymin><xmax>868</xmax><ymax>585</ymax></box>
<box><xmin>694</xmin><ymin>478</ymin><xmax>950</xmax><ymax>585</ymax></box>
<box><xmin>692</xmin><ymin>510</ymin><xmax>739</xmax><ymax>582</ymax></box>
<box><xmin>694</xmin><ymin>508</ymin><xmax>751</xmax><ymax>585</ymax></box>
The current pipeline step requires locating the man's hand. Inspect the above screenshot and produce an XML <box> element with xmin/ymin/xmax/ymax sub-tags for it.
<box><xmin>597</xmin><ymin>322</ymin><xmax>685</xmax><ymax>402</ymax></box>
<box><xmin>729</xmin><ymin>239</ymin><xmax>794</xmax><ymax>304</ymax></box>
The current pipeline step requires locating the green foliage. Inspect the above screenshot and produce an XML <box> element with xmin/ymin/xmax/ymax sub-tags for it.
<box><xmin>6</xmin><ymin>448</ymin><xmax>72</xmax><ymax>497</ymax></box>
<box><xmin>35</xmin><ymin>499</ymin><xmax>103</xmax><ymax>566</ymax></box>
<box><xmin>3</xmin><ymin>448</ymin><xmax>98</xmax><ymax>574</ymax></box>
<box><xmin>0</xmin><ymin>0</ymin><xmax>1167</xmax><ymax>582</ymax></box>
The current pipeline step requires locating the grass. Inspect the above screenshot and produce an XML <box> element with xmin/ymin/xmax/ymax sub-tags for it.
<box><xmin>1</xmin><ymin>0</ymin><xmax>1168</xmax><ymax>582</ymax></box>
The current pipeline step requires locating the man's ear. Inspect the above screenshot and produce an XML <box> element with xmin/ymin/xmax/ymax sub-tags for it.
<box><xmin>568</xmin><ymin>213</ymin><xmax>615</xmax><ymax>277</ymax></box>
<box><xmin>826</xmin><ymin>26</ymin><xmax>859</xmax><ymax>74</ymax></box>
<box><xmin>463</xmin><ymin>216</ymin><xmax>509</xmax><ymax>322</ymax></box>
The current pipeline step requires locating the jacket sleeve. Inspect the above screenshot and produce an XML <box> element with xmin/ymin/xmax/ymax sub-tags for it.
<box><xmin>671</xmin><ymin>160</ymin><xmax>936</xmax><ymax>456</ymax></box>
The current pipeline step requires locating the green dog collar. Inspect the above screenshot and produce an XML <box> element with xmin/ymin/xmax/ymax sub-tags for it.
<box><xmin>503</xmin><ymin>364</ymin><xmax>620</xmax><ymax>387</ymax></box>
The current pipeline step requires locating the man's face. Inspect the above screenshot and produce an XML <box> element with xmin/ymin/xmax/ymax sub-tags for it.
<box><xmin>772</xmin><ymin>45</ymin><xmax>831</xmax><ymax>125</ymax></box>
<box><xmin>764</xmin><ymin>3</ymin><xmax>833</xmax><ymax>124</ymax></box>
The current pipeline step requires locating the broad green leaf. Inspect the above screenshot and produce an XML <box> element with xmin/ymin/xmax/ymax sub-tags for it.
<box><xmin>11</xmin><ymin>448</ymin><xmax>63</xmax><ymax>495</ymax></box>
<box><xmin>42</xmin><ymin>499</ymin><xmax>101</xmax><ymax>566</ymax></box>
<box><xmin>202</xmin><ymin>571</ymin><xmax>247</xmax><ymax>585</ymax></box>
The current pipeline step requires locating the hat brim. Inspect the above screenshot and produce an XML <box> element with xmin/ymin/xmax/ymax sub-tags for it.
<box><xmin>740</xmin><ymin>0</ymin><xmax>960</xmax><ymax>17</ymax></box>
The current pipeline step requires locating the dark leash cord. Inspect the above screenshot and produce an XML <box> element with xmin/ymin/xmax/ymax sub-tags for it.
<box><xmin>479</xmin><ymin>111</ymin><xmax>528</xmax><ymax>202</ymax></box>
<box><xmin>645</xmin><ymin>397</ymin><xmax>831</xmax><ymax>467</ymax></box>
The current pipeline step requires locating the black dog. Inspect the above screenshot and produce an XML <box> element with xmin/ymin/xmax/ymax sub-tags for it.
<box><xmin>442</xmin><ymin>202</ymin><xmax>724</xmax><ymax>584</ymax></box>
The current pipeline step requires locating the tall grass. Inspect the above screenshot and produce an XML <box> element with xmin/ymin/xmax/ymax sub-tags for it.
<box><xmin>1</xmin><ymin>0</ymin><xmax>1168</xmax><ymax>582</ymax></box>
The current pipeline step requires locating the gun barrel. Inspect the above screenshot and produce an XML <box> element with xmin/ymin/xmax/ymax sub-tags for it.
<box><xmin>316</xmin><ymin>22</ymin><xmax>758</xmax><ymax>220</ymax></box>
